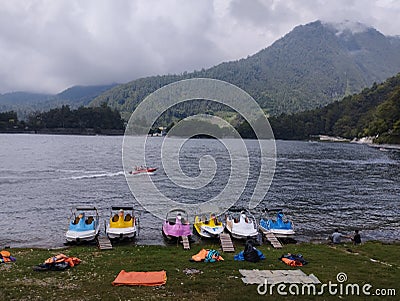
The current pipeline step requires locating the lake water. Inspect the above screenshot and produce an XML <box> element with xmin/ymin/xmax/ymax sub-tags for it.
<box><xmin>0</xmin><ymin>134</ymin><xmax>399</xmax><ymax>248</ymax></box>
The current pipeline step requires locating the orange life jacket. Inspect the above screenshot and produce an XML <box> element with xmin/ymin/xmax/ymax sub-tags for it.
<box><xmin>191</xmin><ymin>249</ymin><xmax>224</xmax><ymax>262</ymax></box>
<box><xmin>191</xmin><ymin>249</ymin><xmax>208</xmax><ymax>262</ymax></box>
<box><xmin>0</xmin><ymin>250</ymin><xmax>13</xmax><ymax>263</ymax></box>
<box><xmin>44</xmin><ymin>253</ymin><xmax>81</xmax><ymax>267</ymax></box>
<box><xmin>281</xmin><ymin>257</ymin><xmax>303</xmax><ymax>267</ymax></box>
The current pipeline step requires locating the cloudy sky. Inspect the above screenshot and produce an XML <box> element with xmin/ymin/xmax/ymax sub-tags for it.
<box><xmin>1</xmin><ymin>0</ymin><xmax>400</xmax><ymax>94</ymax></box>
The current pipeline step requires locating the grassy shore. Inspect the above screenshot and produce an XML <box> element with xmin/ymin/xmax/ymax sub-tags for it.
<box><xmin>1</xmin><ymin>241</ymin><xmax>399</xmax><ymax>300</ymax></box>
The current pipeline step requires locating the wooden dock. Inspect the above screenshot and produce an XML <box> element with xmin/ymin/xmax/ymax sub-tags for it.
<box><xmin>263</xmin><ymin>232</ymin><xmax>282</xmax><ymax>249</ymax></box>
<box><xmin>96</xmin><ymin>236</ymin><xmax>113</xmax><ymax>250</ymax></box>
<box><xmin>181</xmin><ymin>236</ymin><xmax>190</xmax><ymax>250</ymax></box>
<box><xmin>220</xmin><ymin>233</ymin><xmax>235</xmax><ymax>252</ymax></box>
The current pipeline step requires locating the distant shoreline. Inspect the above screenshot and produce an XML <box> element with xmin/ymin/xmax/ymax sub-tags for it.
<box><xmin>1</xmin><ymin>130</ymin><xmax>400</xmax><ymax>146</ymax></box>
<box><xmin>0</xmin><ymin>128</ymin><xmax>124</xmax><ymax>136</ymax></box>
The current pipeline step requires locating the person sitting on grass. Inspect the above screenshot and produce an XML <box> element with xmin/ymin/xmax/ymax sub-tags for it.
<box><xmin>352</xmin><ymin>229</ymin><xmax>362</xmax><ymax>245</ymax></box>
<box><xmin>331</xmin><ymin>229</ymin><xmax>351</xmax><ymax>244</ymax></box>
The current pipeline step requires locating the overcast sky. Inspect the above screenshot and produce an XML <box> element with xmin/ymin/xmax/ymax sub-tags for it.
<box><xmin>1</xmin><ymin>0</ymin><xmax>400</xmax><ymax>94</ymax></box>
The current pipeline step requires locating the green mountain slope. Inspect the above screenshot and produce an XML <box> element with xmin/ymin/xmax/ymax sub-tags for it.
<box><xmin>90</xmin><ymin>20</ymin><xmax>400</xmax><ymax>118</ymax></box>
<box><xmin>269</xmin><ymin>73</ymin><xmax>400</xmax><ymax>144</ymax></box>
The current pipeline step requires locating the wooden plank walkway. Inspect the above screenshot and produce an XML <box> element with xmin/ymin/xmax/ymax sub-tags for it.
<box><xmin>96</xmin><ymin>236</ymin><xmax>113</xmax><ymax>250</ymax></box>
<box><xmin>220</xmin><ymin>233</ymin><xmax>235</xmax><ymax>252</ymax></box>
<box><xmin>264</xmin><ymin>232</ymin><xmax>283</xmax><ymax>249</ymax></box>
<box><xmin>181</xmin><ymin>236</ymin><xmax>190</xmax><ymax>250</ymax></box>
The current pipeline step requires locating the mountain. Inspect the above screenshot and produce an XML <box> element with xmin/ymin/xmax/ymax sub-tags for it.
<box><xmin>55</xmin><ymin>84</ymin><xmax>118</xmax><ymax>105</ymax></box>
<box><xmin>90</xmin><ymin>20</ymin><xmax>400</xmax><ymax>118</ymax></box>
<box><xmin>0</xmin><ymin>84</ymin><xmax>118</xmax><ymax>118</ymax></box>
<box><xmin>0</xmin><ymin>92</ymin><xmax>51</xmax><ymax>106</ymax></box>
<box><xmin>269</xmin><ymin>72</ymin><xmax>400</xmax><ymax>144</ymax></box>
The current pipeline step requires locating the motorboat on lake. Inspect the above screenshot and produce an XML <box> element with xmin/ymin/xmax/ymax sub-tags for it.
<box><xmin>105</xmin><ymin>206</ymin><xmax>138</xmax><ymax>240</ymax></box>
<box><xmin>65</xmin><ymin>207</ymin><xmax>100</xmax><ymax>243</ymax></box>
<box><xmin>225</xmin><ymin>209</ymin><xmax>258</xmax><ymax>240</ymax></box>
<box><xmin>128</xmin><ymin>166</ymin><xmax>157</xmax><ymax>175</ymax></box>
<box><xmin>162</xmin><ymin>208</ymin><xmax>192</xmax><ymax>241</ymax></box>
<box><xmin>193</xmin><ymin>213</ymin><xmax>224</xmax><ymax>238</ymax></box>
<box><xmin>259</xmin><ymin>209</ymin><xmax>295</xmax><ymax>238</ymax></box>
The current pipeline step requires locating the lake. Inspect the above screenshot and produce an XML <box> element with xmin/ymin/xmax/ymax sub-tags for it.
<box><xmin>0</xmin><ymin>134</ymin><xmax>399</xmax><ymax>248</ymax></box>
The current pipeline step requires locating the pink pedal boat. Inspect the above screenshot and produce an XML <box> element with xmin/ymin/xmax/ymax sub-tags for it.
<box><xmin>162</xmin><ymin>209</ymin><xmax>192</xmax><ymax>241</ymax></box>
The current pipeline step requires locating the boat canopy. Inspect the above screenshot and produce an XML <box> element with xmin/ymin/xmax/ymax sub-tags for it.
<box><xmin>111</xmin><ymin>206</ymin><xmax>134</xmax><ymax>211</ymax></box>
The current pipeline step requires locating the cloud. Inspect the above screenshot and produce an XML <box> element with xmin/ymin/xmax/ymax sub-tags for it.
<box><xmin>0</xmin><ymin>0</ymin><xmax>399</xmax><ymax>94</ymax></box>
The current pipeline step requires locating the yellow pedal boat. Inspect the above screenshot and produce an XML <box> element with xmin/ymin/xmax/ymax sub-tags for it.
<box><xmin>105</xmin><ymin>206</ymin><xmax>138</xmax><ymax>240</ymax></box>
<box><xmin>193</xmin><ymin>214</ymin><xmax>224</xmax><ymax>238</ymax></box>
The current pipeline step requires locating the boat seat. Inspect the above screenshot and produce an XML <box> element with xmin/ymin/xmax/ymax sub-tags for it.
<box><xmin>72</xmin><ymin>217</ymin><xmax>80</xmax><ymax>225</ymax></box>
<box><xmin>112</xmin><ymin>214</ymin><xmax>119</xmax><ymax>222</ymax></box>
<box><xmin>86</xmin><ymin>216</ymin><xmax>94</xmax><ymax>225</ymax></box>
<box><xmin>124</xmin><ymin>214</ymin><xmax>132</xmax><ymax>222</ymax></box>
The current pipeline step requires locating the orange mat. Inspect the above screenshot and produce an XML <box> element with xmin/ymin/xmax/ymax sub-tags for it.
<box><xmin>112</xmin><ymin>270</ymin><xmax>167</xmax><ymax>286</ymax></box>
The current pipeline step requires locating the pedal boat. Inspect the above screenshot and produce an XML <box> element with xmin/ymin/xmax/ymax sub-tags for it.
<box><xmin>259</xmin><ymin>210</ymin><xmax>295</xmax><ymax>238</ymax></box>
<box><xmin>65</xmin><ymin>207</ymin><xmax>100</xmax><ymax>243</ymax></box>
<box><xmin>225</xmin><ymin>210</ymin><xmax>258</xmax><ymax>240</ymax></box>
<box><xmin>193</xmin><ymin>214</ymin><xmax>224</xmax><ymax>238</ymax></box>
<box><xmin>105</xmin><ymin>206</ymin><xmax>138</xmax><ymax>240</ymax></box>
<box><xmin>162</xmin><ymin>209</ymin><xmax>192</xmax><ymax>241</ymax></box>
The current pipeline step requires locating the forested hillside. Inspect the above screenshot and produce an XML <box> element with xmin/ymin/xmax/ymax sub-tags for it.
<box><xmin>269</xmin><ymin>73</ymin><xmax>400</xmax><ymax>144</ymax></box>
<box><xmin>91</xmin><ymin>20</ymin><xmax>400</xmax><ymax>119</ymax></box>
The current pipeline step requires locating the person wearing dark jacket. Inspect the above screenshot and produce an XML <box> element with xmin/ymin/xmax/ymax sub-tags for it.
<box><xmin>352</xmin><ymin>230</ymin><xmax>361</xmax><ymax>245</ymax></box>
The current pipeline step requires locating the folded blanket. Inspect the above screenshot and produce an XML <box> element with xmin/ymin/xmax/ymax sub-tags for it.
<box><xmin>112</xmin><ymin>270</ymin><xmax>167</xmax><ymax>286</ymax></box>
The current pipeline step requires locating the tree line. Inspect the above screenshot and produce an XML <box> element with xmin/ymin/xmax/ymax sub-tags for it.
<box><xmin>0</xmin><ymin>103</ymin><xmax>124</xmax><ymax>132</ymax></box>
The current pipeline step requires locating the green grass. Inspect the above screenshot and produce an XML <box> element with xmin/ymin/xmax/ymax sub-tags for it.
<box><xmin>1</xmin><ymin>241</ymin><xmax>399</xmax><ymax>300</ymax></box>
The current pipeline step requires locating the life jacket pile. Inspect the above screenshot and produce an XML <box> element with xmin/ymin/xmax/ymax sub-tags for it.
<box><xmin>191</xmin><ymin>249</ymin><xmax>224</xmax><ymax>262</ymax></box>
<box><xmin>0</xmin><ymin>250</ymin><xmax>16</xmax><ymax>263</ymax></box>
<box><xmin>280</xmin><ymin>253</ymin><xmax>307</xmax><ymax>267</ymax></box>
<box><xmin>33</xmin><ymin>253</ymin><xmax>81</xmax><ymax>271</ymax></box>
